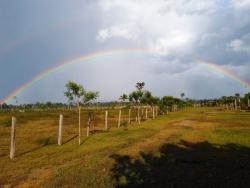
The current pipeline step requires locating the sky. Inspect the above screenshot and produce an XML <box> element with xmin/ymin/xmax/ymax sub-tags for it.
<box><xmin>0</xmin><ymin>0</ymin><xmax>250</xmax><ymax>104</ymax></box>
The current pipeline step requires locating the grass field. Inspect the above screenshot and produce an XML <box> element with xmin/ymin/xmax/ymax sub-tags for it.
<box><xmin>0</xmin><ymin>107</ymin><xmax>250</xmax><ymax>187</ymax></box>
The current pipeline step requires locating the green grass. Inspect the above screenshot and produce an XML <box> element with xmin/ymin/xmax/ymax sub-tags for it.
<box><xmin>0</xmin><ymin>107</ymin><xmax>249</xmax><ymax>187</ymax></box>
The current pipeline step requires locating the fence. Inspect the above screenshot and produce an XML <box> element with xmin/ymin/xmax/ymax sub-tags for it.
<box><xmin>0</xmin><ymin>106</ymin><xmax>159</xmax><ymax>159</ymax></box>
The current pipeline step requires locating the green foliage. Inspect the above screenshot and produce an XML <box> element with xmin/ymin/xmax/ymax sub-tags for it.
<box><xmin>119</xmin><ymin>94</ymin><xmax>128</xmax><ymax>102</ymax></box>
<box><xmin>135</xmin><ymin>82</ymin><xmax>145</xmax><ymax>91</ymax></box>
<box><xmin>129</xmin><ymin>90</ymin><xmax>144</xmax><ymax>104</ymax></box>
<box><xmin>180</xmin><ymin>93</ymin><xmax>185</xmax><ymax>98</ymax></box>
<box><xmin>64</xmin><ymin>81</ymin><xmax>99</xmax><ymax>106</ymax></box>
<box><xmin>64</xmin><ymin>81</ymin><xmax>85</xmax><ymax>105</ymax></box>
<box><xmin>82</xmin><ymin>91</ymin><xmax>99</xmax><ymax>105</ymax></box>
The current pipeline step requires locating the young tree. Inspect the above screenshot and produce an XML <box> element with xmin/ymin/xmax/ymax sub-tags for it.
<box><xmin>64</xmin><ymin>81</ymin><xmax>85</xmax><ymax>145</ymax></box>
<box><xmin>82</xmin><ymin>91</ymin><xmax>99</xmax><ymax>137</ymax></box>
<box><xmin>128</xmin><ymin>82</ymin><xmax>146</xmax><ymax>124</ymax></box>
<box><xmin>64</xmin><ymin>81</ymin><xmax>98</xmax><ymax>144</ymax></box>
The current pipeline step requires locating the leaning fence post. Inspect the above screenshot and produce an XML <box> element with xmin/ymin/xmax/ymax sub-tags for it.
<box><xmin>105</xmin><ymin>110</ymin><xmax>108</xmax><ymax>131</ymax></box>
<box><xmin>118</xmin><ymin>109</ymin><xmax>121</xmax><ymax>128</ymax></box>
<box><xmin>58</xmin><ymin>114</ymin><xmax>63</xmax><ymax>146</ymax></box>
<box><xmin>128</xmin><ymin>109</ymin><xmax>131</xmax><ymax>124</ymax></box>
<box><xmin>10</xmin><ymin>117</ymin><xmax>16</xmax><ymax>159</ymax></box>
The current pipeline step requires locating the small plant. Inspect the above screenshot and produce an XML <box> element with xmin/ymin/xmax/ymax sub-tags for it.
<box><xmin>121</xmin><ymin>121</ymin><xmax>128</xmax><ymax>131</ymax></box>
<box><xmin>35</xmin><ymin>137</ymin><xmax>54</xmax><ymax>146</ymax></box>
<box><xmin>3</xmin><ymin>120</ymin><xmax>12</xmax><ymax>127</ymax></box>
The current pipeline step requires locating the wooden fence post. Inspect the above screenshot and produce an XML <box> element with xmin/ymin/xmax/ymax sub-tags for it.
<box><xmin>152</xmin><ymin>107</ymin><xmax>155</xmax><ymax>119</ymax></box>
<box><xmin>137</xmin><ymin>107</ymin><xmax>141</xmax><ymax>125</ymax></box>
<box><xmin>10</xmin><ymin>117</ymin><xmax>16</xmax><ymax>159</ymax></box>
<box><xmin>105</xmin><ymin>110</ymin><xmax>108</xmax><ymax>131</ymax></box>
<box><xmin>248</xmin><ymin>98</ymin><xmax>250</xmax><ymax>107</ymax></box>
<box><xmin>118</xmin><ymin>110</ymin><xmax>121</xmax><ymax>128</ymax></box>
<box><xmin>145</xmin><ymin>108</ymin><xmax>148</xmax><ymax>120</ymax></box>
<box><xmin>87</xmin><ymin>112</ymin><xmax>91</xmax><ymax>137</ymax></box>
<box><xmin>58</xmin><ymin>114</ymin><xmax>63</xmax><ymax>146</ymax></box>
<box><xmin>78</xmin><ymin>106</ymin><xmax>81</xmax><ymax>145</ymax></box>
<box><xmin>128</xmin><ymin>109</ymin><xmax>131</xmax><ymax>124</ymax></box>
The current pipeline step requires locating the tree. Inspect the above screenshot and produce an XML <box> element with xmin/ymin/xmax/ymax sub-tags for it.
<box><xmin>82</xmin><ymin>91</ymin><xmax>99</xmax><ymax>105</ymax></box>
<box><xmin>13</xmin><ymin>96</ymin><xmax>18</xmax><ymax>110</ymax></box>
<box><xmin>135</xmin><ymin>82</ymin><xmax>145</xmax><ymax>91</ymax></box>
<box><xmin>64</xmin><ymin>81</ymin><xmax>98</xmax><ymax>145</ymax></box>
<box><xmin>235</xmin><ymin>93</ymin><xmax>240</xmax><ymax>98</ymax></box>
<box><xmin>128</xmin><ymin>82</ymin><xmax>146</xmax><ymax>124</ymax></box>
<box><xmin>119</xmin><ymin>94</ymin><xmax>128</xmax><ymax>102</ymax></box>
<box><xmin>180</xmin><ymin>93</ymin><xmax>185</xmax><ymax>99</ymax></box>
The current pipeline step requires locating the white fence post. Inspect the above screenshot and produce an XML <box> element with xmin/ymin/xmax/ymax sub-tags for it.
<box><xmin>118</xmin><ymin>110</ymin><xmax>121</xmax><ymax>128</ymax></box>
<box><xmin>78</xmin><ymin>106</ymin><xmax>81</xmax><ymax>145</ymax></box>
<box><xmin>137</xmin><ymin>107</ymin><xmax>141</xmax><ymax>125</ymax></box>
<box><xmin>152</xmin><ymin>107</ymin><xmax>155</xmax><ymax>119</ymax></box>
<box><xmin>105</xmin><ymin>110</ymin><xmax>108</xmax><ymax>131</ymax></box>
<box><xmin>87</xmin><ymin>113</ymin><xmax>91</xmax><ymax>137</ymax></box>
<box><xmin>10</xmin><ymin>117</ymin><xmax>16</xmax><ymax>159</ymax></box>
<box><xmin>128</xmin><ymin>109</ymin><xmax>131</xmax><ymax>124</ymax></box>
<box><xmin>58</xmin><ymin>114</ymin><xmax>63</xmax><ymax>146</ymax></box>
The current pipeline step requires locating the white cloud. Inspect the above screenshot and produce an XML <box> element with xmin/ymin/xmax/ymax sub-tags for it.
<box><xmin>228</xmin><ymin>34</ymin><xmax>250</xmax><ymax>53</ymax></box>
<box><xmin>232</xmin><ymin>0</ymin><xmax>250</xmax><ymax>9</ymax></box>
<box><xmin>96</xmin><ymin>0</ymin><xmax>212</xmax><ymax>54</ymax></box>
<box><xmin>96</xmin><ymin>23</ymin><xmax>140</xmax><ymax>41</ymax></box>
<box><xmin>149</xmin><ymin>31</ymin><xmax>193</xmax><ymax>55</ymax></box>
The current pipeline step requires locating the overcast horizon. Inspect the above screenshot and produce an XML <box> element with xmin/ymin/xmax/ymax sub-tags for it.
<box><xmin>0</xmin><ymin>0</ymin><xmax>250</xmax><ymax>104</ymax></box>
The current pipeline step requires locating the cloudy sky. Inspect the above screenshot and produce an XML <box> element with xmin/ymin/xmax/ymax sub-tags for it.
<box><xmin>0</xmin><ymin>0</ymin><xmax>250</xmax><ymax>104</ymax></box>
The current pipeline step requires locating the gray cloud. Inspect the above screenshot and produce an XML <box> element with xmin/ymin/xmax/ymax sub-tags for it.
<box><xmin>0</xmin><ymin>0</ymin><xmax>250</xmax><ymax>103</ymax></box>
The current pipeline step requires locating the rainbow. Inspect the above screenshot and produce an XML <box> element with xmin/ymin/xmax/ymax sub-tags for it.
<box><xmin>197</xmin><ymin>58</ymin><xmax>250</xmax><ymax>89</ymax></box>
<box><xmin>0</xmin><ymin>49</ymin><xmax>249</xmax><ymax>104</ymax></box>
